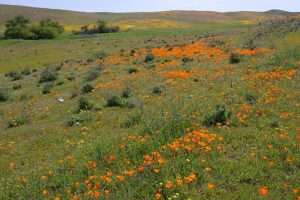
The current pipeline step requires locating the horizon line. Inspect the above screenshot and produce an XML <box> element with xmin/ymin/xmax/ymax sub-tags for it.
<box><xmin>0</xmin><ymin>3</ymin><xmax>298</xmax><ymax>14</ymax></box>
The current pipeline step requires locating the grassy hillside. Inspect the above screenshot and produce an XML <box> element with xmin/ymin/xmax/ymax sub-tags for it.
<box><xmin>0</xmin><ymin>4</ymin><xmax>298</xmax><ymax>26</ymax></box>
<box><xmin>0</xmin><ymin>6</ymin><xmax>299</xmax><ymax>200</ymax></box>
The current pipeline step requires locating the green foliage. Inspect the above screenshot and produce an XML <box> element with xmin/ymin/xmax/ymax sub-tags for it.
<box><xmin>152</xmin><ymin>86</ymin><xmax>162</xmax><ymax>95</ymax></box>
<box><xmin>128</xmin><ymin>67</ymin><xmax>138</xmax><ymax>74</ymax></box>
<box><xmin>12</xmin><ymin>84</ymin><xmax>22</xmax><ymax>90</ymax></box>
<box><xmin>0</xmin><ymin>89</ymin><xmax>9</xmax><ymax>102</ymax></box>
<box><xmin>77</xmin><ymin>20</ymin><xmax>120</xmax><ymax>35</ymax></box>
<box><xmin>122</xmin><ymin>87</ymin><xmax>132</xmax><ymax>98</ymax></box>
<box><xmin>78</xmin><ymin>97</ymin><xmax>94</xmax><ymax>111</ymax></box>
<box><xmin>42</xmin><ymin>83</ymin><xmax>54</xmax><ymax>94</ymax></box>
<box><xmin>144</xmin><ymin>54</ymin><xmax>155</xmax><ymax>63</ymax></box>
<box><xmin>106</xmin><ymin>95</ymin><xmax>125</xmax><ymax>107</ymax></box>
<box><xmin>67</xmin><ymin>113</ymin><xmax>92</xmax><ymax>127</ymax></box>
<box><xmin>7</xmin><ymin>114</ymin><xmax>28</xmax><ymax>128</ymax></box>
<box><xmin>21</xmin><ymin>69</ymin><xmax>31</xmax><ymax>76</ymax></box>
<box><xmin>4</xmin><ymin>16</ymin><xmax>64</xmax><ymax>40</ymax></box>
<box><xmin>5</xmin><ymin>71</ymin><xmax>22</xmax><ymax>81</ymax></box>
<box><xmin>39</xmin><ymin>68</ymin><xmax>57</xmax><ymax>83</ymax></box>
<box><xmin>245</xmin><ymin>94</ymin><xmax>256</xmax><ymax>105</ymax></box>
<box><xmin>81</xmin><ymin>84</ymin><xmax>94</xmax><ymax>94</ymax></box>
<box><xmin>4</xmin><ymin>16</ymin><xmax>33</xmax><ymax>39</ymax></box>
<box><xmin>229</xmin><ymin>53</ymin><xmax>240</xmax><ymax>64</ymax></box>
<box><xmin>121</xmin><ymin>112</ymin><xmax>142</xmax><ymax>128</ymax></box>
<box><xmin>203</xmin><ymin>105</ymin><xmax>231</xmax><ymax>127</ymax></box>
<box><xmin>85</xmin><ymin>66</ymin><xmax>101</xmax><ymax>82</ymax></box>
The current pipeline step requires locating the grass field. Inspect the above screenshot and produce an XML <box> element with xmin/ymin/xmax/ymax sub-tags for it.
<box><xmin>0</xmin><ymin>6</ymin><xmax>299</xmax><ymax>200</ymax></box>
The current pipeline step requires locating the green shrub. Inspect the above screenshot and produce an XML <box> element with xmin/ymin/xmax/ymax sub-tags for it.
<box><xmin>39</xmin><ymin>68</ymin><xmax>57</xmax><ymax>83</ymax></box>
<box><xmin>7</xmin><ymin>115</ymin><xmax>27</xmax><ymax>128</ymax></box>
<box><xmin>12</xmin><ymin>84</ymin><xmax>22</xmax><ymax>90</ymax></box>
<box><xmin>128</xmin><ymin>67</ymin><xmax>138</xmax><ymax>74</ymax></box>
<box><xmin>85</xmin><ymin>67</ymin><xmax>101</xmax><ymax>82</ymax></box>
<box><xmin>106</xmin><ymin>95</ymin><xmax>125</xmax><ymax>107</ymax></box>
<box><xmin>152</xmin><ymin>86</ymin><xmax>162</xmax><ymax>95</ymax></box>
<box><xmin>81</xmin><ymin>84</ymin><xmax>94</xmax><ymax>94</ymax></box>
<box><xmin>122</xmin><ymin>87</ymin><xmax>131</xmax><ymax>98</ymax></box>
<box><xmin>4</xmin><ymin>16</ymin><xmax>64</xmax><ymax>40</ymax></box>
<box><xmin>245</xmin><ymin>94</ymin><xmax>257</xmax><ymax>105</ymax></box>
<box><xmin>21</xmin><ymin>69</ymin><xmax>31</xmax><ymax>76</ymax></box>
<box><xmin>42</xmin><ymin>83</ymin><xmax>53</xmax><ymax>94</ymax></box>
<box><xmin>4</xmin><ymin>16</ymin><xmax>32</xmax><ymax>39</ymax></box>
<box><xmin>126</xmin><ymin>98</ymin><xmax>141</xmax><ymax>109</ymax></box>
<box><xmin>229</xmin><ymin>53</ymin><xmax>240</xmax><ymax>64</ymax></box>
<box><xmin>182</xmin><ymin>57</ymin><xmax>193</xmax><ymax>64</ymax></box>
<box><xmin>121</xmin><ymin>113</ymin><xmax>142</xmax><ymax>128</ymax></box>
<box><xmin>144</xmin><ymin>54</ymin><xmax>154</xmax><ymax>63</ymax></box>
<box><xmin>5</xmin><ymin>71</ymin><xmax>22</xmax><ymax>81</ymax></box>
<box><xmin>78</xmin><ymin>97</ymin><xmax>94</xmax><ymax>111</ymax></box>
<box><xmin>67</xmin><ymin>113</ymin><xmax>92</xmax><ymax>127</ymax></box>
<box><xmin>67</xmin><ymin>73</ymin><xmax>76</xmax><ymax>81</ymax></box>
<box><xmin>203</xmin><ymin>105</ymin><xmax>231</xmax><ymax>127</ymax></box>
<box><xmin>0</xmin><ymin>89</ymin><xmax>9</xmax><ymax>102</ymax></box>
<box><xmin>31</xmin><ymin>19</ymin><xmax>64</xmax><ymax>39</ymax></box>
<box><xmin>77</xmin><ymin>20</ymin><xmax>119</xmax><ymax>35</ymax></box>
<box><xmin>56</xmin><ymin>81</ymin><xmax>64</xmax><ymax>86</ymax></box>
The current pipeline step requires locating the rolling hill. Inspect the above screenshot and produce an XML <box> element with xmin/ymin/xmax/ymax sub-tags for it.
<box><xmin>0</xmin><ymin>4</ymin><xmax>298</xmax><ymax>26</ymax></box>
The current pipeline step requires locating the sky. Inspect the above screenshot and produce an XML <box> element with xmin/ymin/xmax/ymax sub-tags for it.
<box><xmin>0</xmin><ymin>0</ymin><xmax>300</xmax><ymax>12</ymax></box>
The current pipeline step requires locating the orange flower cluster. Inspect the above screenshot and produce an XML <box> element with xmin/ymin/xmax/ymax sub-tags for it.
<box><xmin>105</xmin><ymin>55</ymin><xmax>125</xmax><ymax>65</ymax></box>
<box><xmin>151</xmin><ymin>41</ymin><xmax>227</xmax><ymax>63</ymax></box>
<box><xmin>95</xmin><ymin>80</ymin><xmax>122</xmax><ymax>89</ymax></box>
<box><xmin>167</xmin><ymin>130</ymin><xmax>220</xmax><ymax>153</ymax></box>
<box><xmin>162</xmin><ymin>70</ymin><xmax>191</xmax><ymax>79</ymax></box>
<box><xmin>250</xmin><ymin>69</ymin><xmax>297</xmax><ymax>81</ymax></box>
<box><xmin>236</xmin><ymin>103</ymin><xmax>252</xmax><ymax>124</ymax></box>
<box><xmin>263</xmin><ymin>85</ymin><xmax>283</xmax><ymax>104</ymax></box>
<box><xmin>235</xmin><ymin>48</ymin><xmax>271</xmax><ymax>56</ymax></box>
<box><xmin>67</xmin><ymin>130</ymin><xmax>219</xmax><ymax>199</ymax></box>
<box><xmin>142</xmin><ymin>151</ymin><xmax>165</xmax><ymax>167</ymax></box>
<box><xmin>163</xmin><ymin>172</ymin><xmax>197</xmax><ymax>190</ymax></box>
<box><xmin>258</xmin><ymin>186</ymin><xmax>269</xmax><ymax>196</ymax></box>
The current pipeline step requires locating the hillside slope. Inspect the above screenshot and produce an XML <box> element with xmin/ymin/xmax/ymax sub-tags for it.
<box><xmin>0</xmin><ymin>4</ymin><xmax>298</xmax><ymax>26</ymax></box>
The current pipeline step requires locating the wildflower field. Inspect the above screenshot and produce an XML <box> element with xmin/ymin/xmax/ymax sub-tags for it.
<box><xmin>0</xmin><ymin>9</ymin><xmax>299</xmax><ymax>200</ymax></box>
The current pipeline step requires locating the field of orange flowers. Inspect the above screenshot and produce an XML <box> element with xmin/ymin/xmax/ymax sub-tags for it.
<box><xmin>0</xmin><ymin>22</ymin><xmax>299</xmax><ymax>200</ymax></box>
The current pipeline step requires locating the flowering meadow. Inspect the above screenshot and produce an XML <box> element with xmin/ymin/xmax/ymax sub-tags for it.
<box><xmin>0</xmin><ymin>16</ymin><xmax>299</xmax><ymax>200</ymax></box>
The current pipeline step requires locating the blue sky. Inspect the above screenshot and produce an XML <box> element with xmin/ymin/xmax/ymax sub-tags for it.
<box><xmin>0</xmin><ymin>0</ymin><xmax>300</xmax><ymax>12</ymax></box>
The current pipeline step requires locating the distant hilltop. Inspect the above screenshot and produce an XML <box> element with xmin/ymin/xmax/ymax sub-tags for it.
<box><xmin>0</xmin><ymin>4</ymin><xmax>298</xmax><ymax>26</ymax></box>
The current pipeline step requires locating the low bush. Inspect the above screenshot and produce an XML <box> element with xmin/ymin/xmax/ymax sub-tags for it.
<box><xmin>122</xmin><ymin>87</ymin><xmax>132</xmax><ymax>98</ymax></box>
<box><xmin>245</xmin><ymin>94</ymin><xmax>257</xmax><ymax>105</ymax></box>
<box><xmin>39</xmin><ymin>68</ymin><xmax>57</xmax><ymax>83</ymax></box>
<box><xmin>21</xmin><ymin>69</ymin><xmax>31</xmax><ymax>76</ymax></box>
<box><xmin>42</xmin><ymin>83</ymin><xmax>53</xmax><ymax>94</ymax></box>
<box><xmin>85</xmin><ymin>67</ymin><xmax>101</xmax><ymax>82</ymax></box>
<box><xmin>76</xmin><ymin>20</ymin><xmax>119</xmax><ymax>35</ymax></box>
<box><xmin>12</xmin><ymin>84</ymin><xmax>22</xmax><ymax>90</ymax></box>
<box><xmin>81</xmin><ymin>84</ymin><xmax>94</xmax><ymax>94</ymax></box>
<box><xmin>128</xmin><ymin>67</ymin><xmax>138</xmax><ymax>74</ymax></box>
<box><xmin>67</xmin><ymin>113</ymin><xmax>92</xmax><ymax>127</ymax></box>
<box><xmin>7</xmin><ymin>115</ymin><xmax>27</xmax><ymax>128</ymax></box>
<box><xmin>152</xmin><ymin>86</ymin><xmax>162</xmax><ymax>95</ymax></box>
<box><xmin>229</xmin><ymin>53</ymin><xmax>241</xmax><ymax>64</ymax></box>
<box><xmin>5</xmin><ymin>71</ymin><xmax>22</xmax><ymax>81</ymax></box>
<box><xmin>144</xmin><ymin>54</ymin><xmax>155</xmax><ymax>63</ymax></box>
<box><xmin>203</xmin><ymin>105</ymin><xmax>231</xmax><ymax>127</ymax></box>
<box><xmin>78</xmin><ymin>97</ymin><xmax>94</xmax><ymax>111</ymax></box>
<box><xmin>106</xmin><ymin>95</ymin><xmax>125</xmax><ymax>107</ymax></box>
<box><xmin>0</xmin><ymin>89</ymin><xmax>9</xmax><ymax>102</ymax></box>
<box><xmin>121</xmin><ymin>112</ymin><xmax>142</xmax><ymax>128</ymax></box>
<box><xmin>4</xmin><ymin>16</ymin><xmax>64</xmax><ymax>40</ymax></box>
